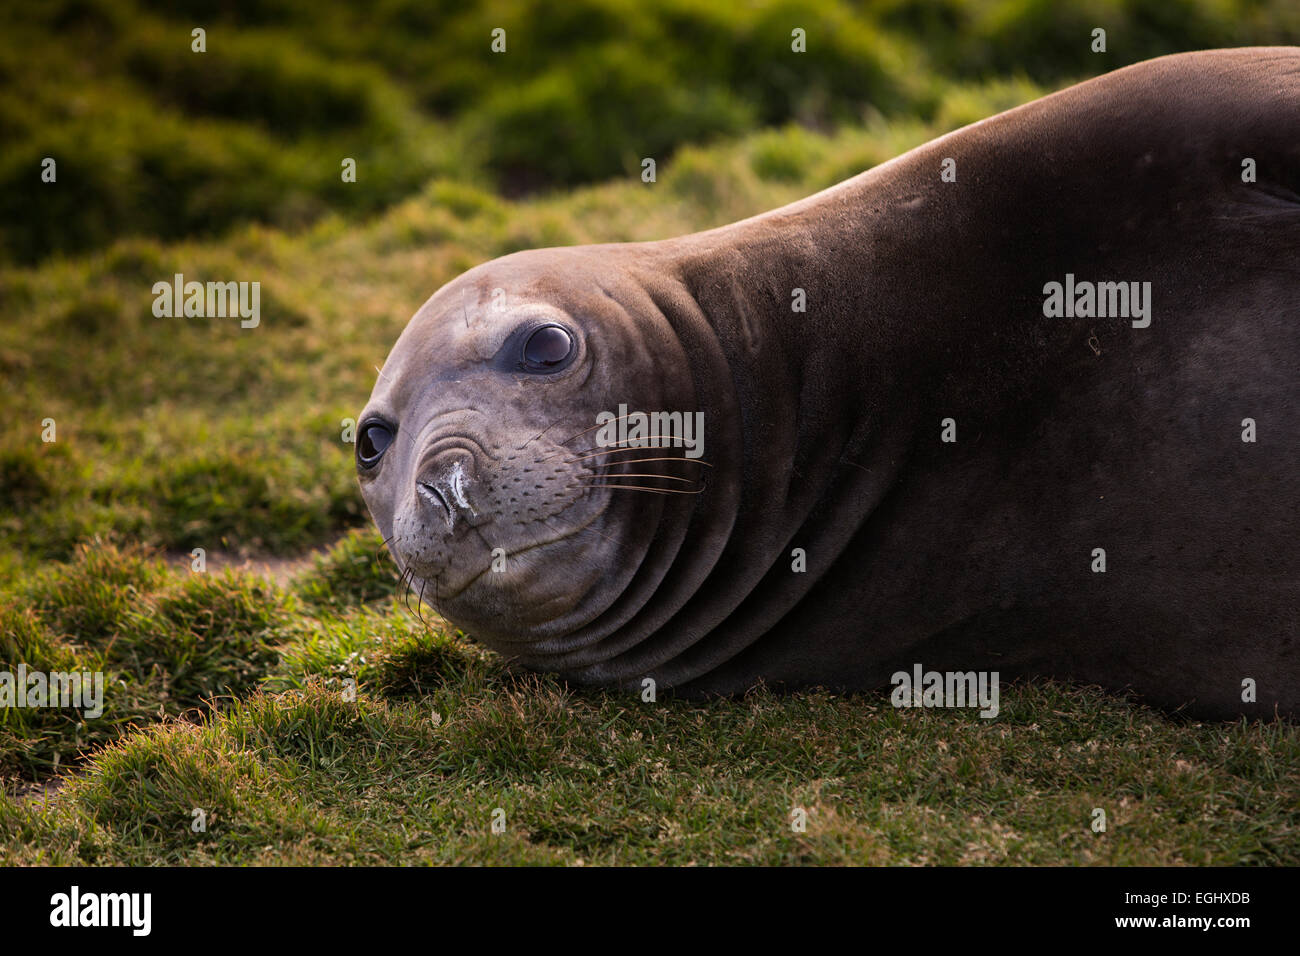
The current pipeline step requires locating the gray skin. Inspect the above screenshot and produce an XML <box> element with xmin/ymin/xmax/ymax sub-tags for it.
<box><xmin>359</xmin><ymin>48</ymin><xmax>1299</xmax><ymax>718</ymax></box>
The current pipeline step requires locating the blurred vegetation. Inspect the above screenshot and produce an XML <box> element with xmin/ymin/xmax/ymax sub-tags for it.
<box><xmin>3</xmin><ymin>0</ymin><xmax>1298</xmax><ymax>263</ymax></box>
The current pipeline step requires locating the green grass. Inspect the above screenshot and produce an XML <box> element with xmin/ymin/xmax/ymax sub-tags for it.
<box><xmin>3</xmin><ymin>538</ymin><xmax>1296</xmax><ymax>864</ymax></box>
<box><xmin>3</xmin><ymin>54</ymin><xmax>1297</xmax><ymax>863</ymax></box>
<box><xmin>1</xmin><ymin>540</ymin><xmax>290</xmax><ymax>778</ymax></box>
<box><xmin>4</xmin><ymin>0</ymin><xmax>1299</xmax><ymax>262</ymax></box>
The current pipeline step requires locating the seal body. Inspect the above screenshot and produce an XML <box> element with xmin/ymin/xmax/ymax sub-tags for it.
<box><xmin>359</xmin><ymin>49</ymin><xmax>1300</xmax><ymax>718</ymax></box>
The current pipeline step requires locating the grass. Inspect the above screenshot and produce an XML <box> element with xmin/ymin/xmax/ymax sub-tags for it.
<box><xmin>3</xmin><ymin>529</ymin><xmax>1296</xmax><ymax>864</ymax></box>
<box><xmin>4</xmin><ymin>0</ymin><xmax>1299</xmax><ymax>262</ymax></box>
<box><xmin>1</xmin><ymin>539</ymin><xmax>289</xmax><ymax>778</ymax></box>
<box><xmin>3</xmin><ymin>52</ymin><xmax>1297</xmax><ymax>863</ymax></box>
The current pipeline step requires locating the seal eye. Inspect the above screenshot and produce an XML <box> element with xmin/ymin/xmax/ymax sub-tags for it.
<box><xmin>357</xmin><ymin>421</ymin><xmax>393</xmax><ymax>468</ymax></box>
<box><xmin>520</xmin><ymin>324</ymin><xmax>574</xmax><ymax>372</ymax></box>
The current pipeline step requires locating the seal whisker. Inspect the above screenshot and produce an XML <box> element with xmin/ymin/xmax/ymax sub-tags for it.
<box><xmin>565</xmin><ymin>450</ymin><xmax>712</xmax><ymax>467</ymax></box>
<box><xmin>555</xmin><ymin>412</ymin><xmax>696</xmax><ymax>448</ymax></box>
<box><xmin>374</xmin><ymin>533</ymin><xmax>398</xmax><ymax>567</ymax></box>
<box><xmin>575</xmin><ymin>482</ymin><xmax>706</xmax><ymax>495</ymax></box>
<box><xmin>579</xmin><ymin>471</ymin><xmax>701</xmax><ymax>485</ymax></box>
<box><xmin>539</xmin><ymin>439</ymin><xmax>691</xmax><ymax>466</ymax></box>
<box><xmin>517</xmin><ymin>418</ymin><xmax>563</xmax><ymax>452</ymax></box>
<box><xmin>401</xmin><ymin>567</ymin><xmax>419</xmax><ymax>619</ymax></box>
<box><xmin>416</xmin><ymin>577</ymin><xmax>431</xmax><ymax>631</ymax></box>
<box><xmin>555</xmin><ymin>412</ymin><xmax>640</xmax><ymax>447</ymax></box>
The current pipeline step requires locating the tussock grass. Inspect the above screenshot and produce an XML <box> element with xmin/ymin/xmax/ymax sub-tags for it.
<box><xmin>4</xmin><ymin>595</ymin><xmax>1297</xmax><ymax>864</ymax></box>
<box><xmin>2</xmin><ymin>536</ymin><xmax>1297</xmax><ymax>865</ymax></box>
<box><xmin>292</xmin><ymin>528</ymin><xmax>405</xmax><ymax>611</ymax></box>
<box><xmin>1</xmin><ymin>541</ymin><xmax>290</xmax><ymax>778</ymax></box>
<box><xmin>4</xmin><ymin>0</ymin><xmax>1298</xmax><ymax>261</ymax></box>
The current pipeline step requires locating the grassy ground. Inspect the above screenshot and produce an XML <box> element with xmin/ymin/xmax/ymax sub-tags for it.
<box><xmin>3</xmin><ymin>79</ymin><xmax>1297</xmax><ymax>865</ymax></box>
<box><xmin>4</xmin><ymin>530</ymin><xmax>1297</xmax><ymax>865</ymax></box>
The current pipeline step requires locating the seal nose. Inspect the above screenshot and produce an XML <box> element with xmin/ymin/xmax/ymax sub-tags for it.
<box><xmin>416</xmin><ymin>454</ymin><xmax>479</xmax><ymax>531</ymax></box>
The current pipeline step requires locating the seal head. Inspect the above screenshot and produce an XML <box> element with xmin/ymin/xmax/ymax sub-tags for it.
<box><xmin>356</xmin><ymin>249</ymin><xmax>720</xmax><ymax>657</ymax></box>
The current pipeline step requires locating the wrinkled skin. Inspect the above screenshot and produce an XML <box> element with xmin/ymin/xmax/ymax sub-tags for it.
<box><xmin>360</xmin><ymin>49</ymin><xmax>1300</xmax><ymax>717</ymax></box>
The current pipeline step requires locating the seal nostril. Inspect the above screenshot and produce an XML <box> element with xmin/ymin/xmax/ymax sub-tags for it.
<box><xmin>415</xmin><ymin>455</ymin><xmax>483</xmax><ymax>530</ymax></box>
<box><xmin>418</xmin><ymin>480</ymin><xmax>451</xmax><ymax>519</ymax></box>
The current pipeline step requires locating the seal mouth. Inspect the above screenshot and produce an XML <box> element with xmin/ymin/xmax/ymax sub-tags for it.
<box><xmin>409</xmin><ymin>487</ymin><xmax>614</xmax><ymax>601</ymax></box>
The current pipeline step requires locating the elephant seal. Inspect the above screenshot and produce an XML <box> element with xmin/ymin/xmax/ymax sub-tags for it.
<box><xmin>358</xmin><ymin>48</ymin><xmax>1300</xmax><ymax>718</ymax></box>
